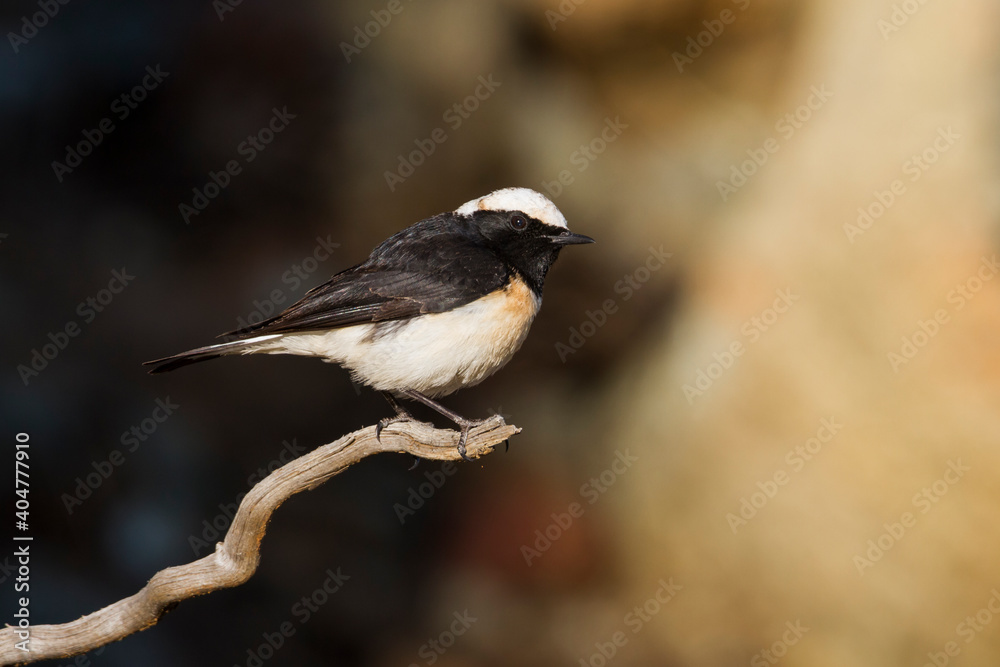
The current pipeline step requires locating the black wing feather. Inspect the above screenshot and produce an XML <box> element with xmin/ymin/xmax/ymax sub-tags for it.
<box><xmin>224</xmin><ymin>214</ymin><xmax>508</xmax><ymax>338</ymax></box>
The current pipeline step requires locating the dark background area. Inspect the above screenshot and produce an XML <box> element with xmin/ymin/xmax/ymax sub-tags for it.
<box><xmin>3</xmin><ymin>1</ymin><xmax>1000</xmax><ymax>666</ymax></box>
<box><xmin>1</xmin><ymin>2</ymin><xmax>672</xmax><ymax>665</ymax></box>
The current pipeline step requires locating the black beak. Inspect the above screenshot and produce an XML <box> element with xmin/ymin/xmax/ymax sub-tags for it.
<box><xmin>549</xmin><ymin>230</ymin><xmax>595</xmax><ymax>246</ymax></box>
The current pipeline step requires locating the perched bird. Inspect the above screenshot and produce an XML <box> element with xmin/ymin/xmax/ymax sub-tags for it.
<box><xmin>145</xmin><ymin>187</ymin><xmax>594</xmax><ymax>459</ymax></box>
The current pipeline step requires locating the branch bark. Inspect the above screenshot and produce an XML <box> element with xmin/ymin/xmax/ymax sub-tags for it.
<box><xmin>0</xmin><ymin>417</ymin><xmax>518</xmax><ymax>666</ymax></box>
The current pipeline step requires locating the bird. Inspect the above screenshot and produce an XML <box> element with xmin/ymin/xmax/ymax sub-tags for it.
<box><xmin>145</xmin><ymin>187</ymin><xmax>594</xmax><ymax>460</ymax></box>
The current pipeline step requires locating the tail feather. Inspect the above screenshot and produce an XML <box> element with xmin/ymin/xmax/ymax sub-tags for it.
<box><xmin>143</xmin><ymin>335</ymin><xmax>281</xmax><ymax>374</ymax></box>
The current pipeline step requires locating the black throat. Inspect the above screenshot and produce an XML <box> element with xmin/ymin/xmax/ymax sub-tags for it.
<box><xmin>502</xmin><ymin>246</ymin><xmax>560</xmax><ymax>297</ymax></box>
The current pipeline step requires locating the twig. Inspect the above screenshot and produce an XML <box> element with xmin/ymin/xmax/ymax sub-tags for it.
<box><xmin>0</xmin><ymin>417</ymin><xmax>518</xmax><ymax>666</ymax></box>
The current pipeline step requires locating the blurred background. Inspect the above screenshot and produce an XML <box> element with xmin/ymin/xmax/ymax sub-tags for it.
<box><xmin>2</xmin><ymin>0</ymin><xmax>1000</xmax><ymax>665</ymax></box>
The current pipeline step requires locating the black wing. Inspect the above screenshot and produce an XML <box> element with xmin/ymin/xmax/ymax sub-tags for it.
<box><xmin>225</xmin><ymin>215</ymin><xmax>508</xmax><ymax>338</ymax></box>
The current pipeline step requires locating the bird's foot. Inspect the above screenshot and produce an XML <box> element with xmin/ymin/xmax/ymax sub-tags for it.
<box><xmin>395</xmin><ymin>390</ymin><xmax>509</xmax><ymax>462</ymax></box>
<box><xmin>455</xmin><ymin>417</ymin><xmax>493</xmax><ymax>462</ymax></box>
<box><xmin>375</xmin><ymin>414</ymin><xmax>414</xmax><ymax>442</ymax></box>
<box><xmin>377</xmin><ymin>414</ymin><xmax>425</xmax><ymax>469</ymax></box>
<box><xmin>377</xmin><ymin>391</ymin><xmax>417</xmax><ymax>443</ymax></box>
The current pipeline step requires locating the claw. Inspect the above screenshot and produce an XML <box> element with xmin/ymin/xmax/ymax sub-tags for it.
<box><xmin>375</xmin><ymin>418</ymin><xmax>396</xmax><ymax>442</ymax></box>
<box><xmin>408</xmin><ymin>456</ymin><xmax>420</xmax><ymax>471</ymax></box>
<box><xmin>376</xmin><ymin>414</ymin><xmax>413</xmax><ymax>443</ymax></box>
<box><xmin>395</xmin><ymin>389</ymin><xmax>492</xmax><ymax>462</ymax></box>
<box><xmin>503</xmin><ymin>439</ymin><xmax>510</xmax><ymax>453</ymax></box>
<box><xmin>378</xmin><ymin>392</ymin><xmax>414</xmax><ymax>443</ymax></box>
<box><xmin>457</xmin><ymin>426</ymin><xmax>474</xmax><ymax>462</ymax></box>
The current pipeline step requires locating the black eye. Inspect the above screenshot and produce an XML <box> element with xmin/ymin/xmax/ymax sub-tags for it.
<box><xmin>510</xmin><ymin>214</ymin><xmax>528</xmax><ymax>230</ymax></box>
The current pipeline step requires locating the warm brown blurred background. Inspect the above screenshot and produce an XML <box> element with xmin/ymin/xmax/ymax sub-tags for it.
<box><xmin>3</xmin><ymin>0</ymin><xmax>999</xmax><ymax>665</ymax></box>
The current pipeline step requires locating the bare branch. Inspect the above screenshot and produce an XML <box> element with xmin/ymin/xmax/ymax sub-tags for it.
<box><xmin>0</xmin><ymin>417</ymin><xmax>518</xmax><ymax>666</ymax></box>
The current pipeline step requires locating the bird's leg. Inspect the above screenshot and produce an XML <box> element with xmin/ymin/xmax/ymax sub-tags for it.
<box><xmin>398</xmin><ymin>389</ymin><xmax>489</xmax><ymax>462</ymax></box>
<box><xmin>378</xmin><ymin>392</ymin><xmax>427</xmax><ymax>469</ymax></box>
<box><xmin>376</xmin><ymin>392</ymin><xmax>415</xmax><ymax>442</ymax></box>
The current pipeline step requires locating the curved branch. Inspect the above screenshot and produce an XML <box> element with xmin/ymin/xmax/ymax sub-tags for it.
<box><xmin>0</xmin><ymin>417</ymin><xmax>518</xmax><ymax>666</ymax></box>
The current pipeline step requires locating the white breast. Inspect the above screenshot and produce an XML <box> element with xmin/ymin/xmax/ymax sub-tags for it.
<box><xmin>244</xmin><ymin>278</ymin><xmax>541</xmax><ymax>397</ymax></box>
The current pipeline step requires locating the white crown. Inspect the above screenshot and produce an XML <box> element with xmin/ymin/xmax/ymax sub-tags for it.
<box><xmin>455</xmin><ymin>187</ymin><xmax>569</xmax><ymax>229</ymax></box>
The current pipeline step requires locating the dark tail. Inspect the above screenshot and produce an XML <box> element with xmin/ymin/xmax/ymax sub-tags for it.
<box><xmin>143</xmin><ymin>335</ymin><xmax>280</xmax><ymax>374</ymax></box>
